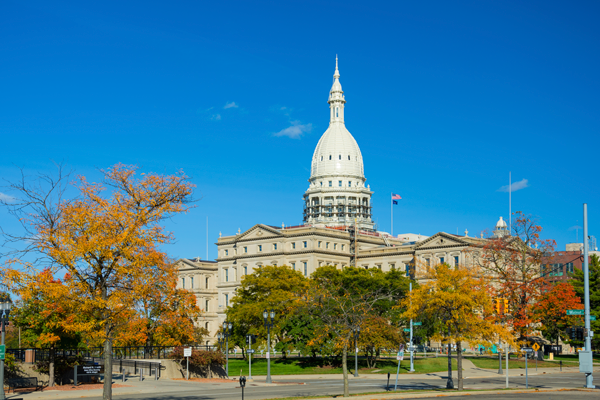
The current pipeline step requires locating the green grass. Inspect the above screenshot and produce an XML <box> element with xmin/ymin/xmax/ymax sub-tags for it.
<box><xmin>547</xmin><ymin>353</ymin><xmax>600</xmax><ymax>362</ymax></box>
<box><xmin>467</xmin><ymin>356</ymin><xmax>577</xmax><ymax>369</ymax></box>
<box><xmin>226</xmin><ymin>356</ymin><xmax>457</xmax><ymax>376</ymax></box>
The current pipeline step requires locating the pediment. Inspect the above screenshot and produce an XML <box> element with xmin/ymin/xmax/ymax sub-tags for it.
<box><xmin>414</xmin><ymin>232</ymin><xmax>469</xmax><ymax>250</ymax></box>
<box><xmin>238</xmin><ymin>224</ymin><xmax>283</xmax><ymax>241</ymax></box>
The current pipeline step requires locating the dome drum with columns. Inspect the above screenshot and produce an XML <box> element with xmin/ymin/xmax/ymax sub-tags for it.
<box><xmin>303</xmin><ymin>58</ymin><xmax>375</xmax><ymax>231</ymax></box>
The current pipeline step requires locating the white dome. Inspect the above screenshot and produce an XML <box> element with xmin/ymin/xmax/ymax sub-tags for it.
<box><xmin>496</xmin><ymin>216</ymin><xmax>507</xmax><ymax>228</ymax></box>
<box><xmin>310</xmin><ymin>123</ymin><xmax>364</xmax><ymax>179</ymax></box>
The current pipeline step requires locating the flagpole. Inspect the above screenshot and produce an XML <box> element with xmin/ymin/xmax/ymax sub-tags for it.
<box><xmin>509</xmin><ymin>172</ymin><xmax>511</xmax><ymax>235</ymax></box>
<box><xmin>391</xmin><ymin>192</ymin><xmax>393</xmax><ymax>236</ymax></box>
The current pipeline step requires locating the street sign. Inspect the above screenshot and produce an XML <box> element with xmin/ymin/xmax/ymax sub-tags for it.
<box><xmin>76</xmin><ymin>365</ymin><xmax>104</xmax><ymax>375</ymax></box>
<box><xmin>396</xmin><ymin>351</ymin><xmax>404</xmax><ymax>361</ymax></box>
<box><xmin>247</xmin><ymin>349</ymin><xmax>255</xmax><ymax>354</ymax></box>
<box><xmin>532</xmin><ymin>343</ymin><xmax>540</xmax><ymax>352</ymax></box>
<box><xmin>183</xmin><ymin>347</ymin><xmax>192</xmax><ymax>357</ymax></box>
<box><xmin>521</xmin><ymin>347</ymin><xmax>533</xmax><ymax>353</ymax></box>
<box><xmin>403</xmin><ymin>328</ymin><xmax>410</xmax><ymax>332</ymax></box>
<box><xmin>413</xmin><ymin>322</ymin><xmax>422</xmax><ymax>326</ymax></box>
<box><xmin>0</xmin><ymin>345</ymin><xmax>5</xmax><ymax>360</ymax></box>
<box><xmin>408</xmin><ymin>346</ymin><xmax>416</xmax><ymax>352</ymax></box>
<box><xmin>591</xmin><ymin>316</ymin><xmax>597</xmax><ymax>321</ymax></box>
<box><xmin>567</xmin><ymin>310</ymin><xmax>584</xmax><ymax>315</ymax></box>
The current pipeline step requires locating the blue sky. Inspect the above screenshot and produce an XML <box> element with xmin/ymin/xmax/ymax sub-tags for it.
<box><xmin>1</xmin><ymin>1</ymin><xmax>599</xmax><ymax>260</ymax></box>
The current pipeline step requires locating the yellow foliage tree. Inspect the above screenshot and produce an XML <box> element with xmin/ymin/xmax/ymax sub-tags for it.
<box><xmin>402</xmin><ymin>263</ymin><xmax>513</xmax><ymax>391</ymax></box>
<box><xmin>2</xmin><ymin>164</ymin><xmax>194</xmax><ymax>399</ymax></box>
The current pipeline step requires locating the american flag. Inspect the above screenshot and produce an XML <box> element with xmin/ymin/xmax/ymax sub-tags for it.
<box><xmin>392</xmin><ymin>194</ymin><xmax>402</xmax><ymax>200</ymax></box>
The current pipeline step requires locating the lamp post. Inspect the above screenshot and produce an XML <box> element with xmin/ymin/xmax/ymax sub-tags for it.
<box><xmin>217</xmin><ymin>332</ymin><xmax>224</xmax><ymax>351</ymax></box>
<box><xmin>222</xmin><ymin>321</ymin><xmax>233</xmax><ymax>376</ymax></box>
<box><xmin>0</xmin><ymin>300</ymin><xmax>12</xmax><ymax>400</ymax></box>
<box><xmin>352</xmin><ymin>327</ymin><xmax>360</xmax><ymax>377</ymax></box>
<box><xmin>263</xmin><ymin>309</ymin><xmax>275</xmax><ymax>384</ymax></box>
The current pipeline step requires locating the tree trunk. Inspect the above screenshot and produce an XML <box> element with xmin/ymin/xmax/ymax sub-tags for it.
<box><xmin>342</xmin><ymin>345</ymin><xmax>349</xmax><ymax>397</ymax></box>
<box><xmin>103</xmin><ymin>333</ymin><xmax>113</xmax><ymax>400</ymax></box>
<box><xmin>457</xmin><ymin>341</ymin><xmax>463</xmax><ymax>391</ymax></box>
<box><xmin>49</xmin><ymin>346</ymin><xmax>55</xmax><ymax>387</ymax></box>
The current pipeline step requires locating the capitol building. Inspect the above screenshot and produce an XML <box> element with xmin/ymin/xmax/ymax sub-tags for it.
<box><xmin>177</xmin><ymin>60</ymin><xmax>506</xmax><ymax>345</ymax></box>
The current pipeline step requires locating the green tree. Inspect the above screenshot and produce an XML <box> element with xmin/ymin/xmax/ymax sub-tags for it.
<box><xmin>225</xmin><ymin>265</ymin><xmax>309</xmax><ymax>358</ymax></box>
<box><xmin>302</xmin><ymin>266</ymin><xmax>409</xmax><ymax>398</ymax></box>
<box><xmin>571</xmin><ymin>254</ymin><xmax>600</xmax><ymax>349</ymax></box>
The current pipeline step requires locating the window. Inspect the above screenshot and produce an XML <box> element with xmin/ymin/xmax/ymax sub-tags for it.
<box><xmin>273</xmin><ymin>262</ymin><xmax>277</xmax><ymax>267</ymax></box>
<box><xmin>205</xmin><ymin>322</ymin><xmax>209</xmax><ymax>330</ymax></box>
<box><xmin>318</xmin><ymin>241</ymin><xmax>322</xmax><ymax>248</ymax></box>
<box><xmin>377</xmin><ymin>265</ymin><xmax>382</xmax><ymax>270</ymax></box>
<box><xmin>205</xmin><ymin>277</ymin><xmax>209</xmax><ymax>288</ymax></box>
<box><xmin>454</xmin><ymin>256</ymin><xmax>459</xmax><ymax>266</ymax></box>
<box><xmin>273</xmin><ymin>243</ymin><xmax>278</xmax><ymax>250</ymax></box>
<box><xmin>439</xmin><ymin>257</ymin><xmax>445</xmax><ymax>264</ymax></box>
<box><xmin>348</xmin><ymin>155</ymin><xmax>350</xmax><ymax>160</ymax></box>
<box><xmin>540</xmin><ymin>264</ymin><xmax>546</xmax><ymax>277</ymax></box>
<box><xmin>336</xmin><ymin>107</ymin><xmax>339</xmax><ymax>117</ymax></box>
<box><xmin>321</xmin><ymin>156</ymin><xmax>323</xmax><ymax>161</ymax></box>
<box><xmin>339</xmin><ymin>155</ymin><xmax>341</xmax><ymax>160</ymax></box>
<box><xmin>225</xmin><ymin>269</ymin><xmax>229</xmax><ymax>282</ymax></box>
<box><xmin>225</xmin><ymin>249</ymin><xmax>228</xmax><ymax>256</ymax></box>
<box><xmin>244</xmin><ymin>266</ymin><xmax>248</xmax><ymax>275</ymax></box>
<box><xmin>338</xmin><ymin>180</ymin><xmax>342</xmax><ymax>187</ymax></box>
<box><xmin>292</xmin><ymin>242</ymin><xmax>296</xmax><ymax>249</ymax></box>
<box><xmin>291</xmin><ymin>262</ymin><xmax>295</xmax><ymax>271</ymax></box>
<box><xmin>348</xmin><ymin>181</ymin><xmax>351</xmax><ymax>187</ymax></box>
<box><xmin>390</xmin><ymin>263</ymin><xmax>395</xmax><ymax>270</ymax></box>
<box><xmin>329</xmin><ymin>181</ymin><xmax>332</xmax><ymax>187</ymax></box>
<box><xmin>326</xmin><ymin>242</ymin><xmax>329</xmax><ymax>249</ymax></box>
<box><xmin>182</xmin><ymin>278</ymin><xmax>185</xmax><ymax>289</ymax></box>
<box><xmin>567</xmin><ymin>262</ymin><xmax>574</xmax><ymax>273</ymax></box>
<box><xmin>244</xmin><ymin>246</ymin><xmax>247</xmax><ymax>253</ymax></box>
<box><xmin>405</xmin><ymin>264</ymin><xmax>410</xmax><ymax>276</ymax></box>
<box><xmin>225</xmin><ymin>294</ymin><xmax>229</xmax><ymax>307</ymax></box>
<box><xmin>320</xmin><ymin>182</ymin><xmax>323</xmax><ymax>187</ymax></box>
<box><xmin>425</xmin><ymin>258</ymin><xmax>431</xmax><ymax>266</ymax></box>
<box><xmin>304</xmin><ymin>262</ymin><xmax>308</xmax><ymax>276</ymax></box>
<box><xmin>303</xmin><ymin>241</ymin><xmax>307</xmax><ymax>248</ymax></box>
<box><xmin>258</xmin><ymin>245</ymin><xmax>262</xmax><ymax>252</ymax></box>
<box><xmin>342</xmin><ymin>244</ymin><xmax>345</xmax><ymax>251</ymax></box>
<box><xmin>334</xmin><ymin>243</ymin><xmax>337</xmax><ymax>250</ymax></box>
<box><xmin>190</xmin><ymin>277</ymin><xmax>194</xmax><ymax>288</ymax></box>
<box><xmin>205</xmin><ymin>299</ymin><xmax>209</xmax><ymax>312</ymax></box>
<box><xmin>329</xmin><ymin>155</ymin><xmax>332</xmax><ymax>160</ymax></box>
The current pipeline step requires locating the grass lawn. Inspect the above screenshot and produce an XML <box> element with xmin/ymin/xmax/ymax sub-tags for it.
<box><xmin>226</xmin><ymin>356</ymin><xmax>457</xmax><ymax>376</ymax></box>
<box><xmin>549</xmin><ymin>353</ymin><xmax>600</xmax><ymax>362</ymax></box>
<box><xmin>467</xmin><ymin>356</ymin><xmax>577</xmax><ymax>369</ymax></box>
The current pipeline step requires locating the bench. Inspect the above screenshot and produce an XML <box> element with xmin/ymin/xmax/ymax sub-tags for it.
<box><xmin>7</xmin><ymin>377</ymin><xmax>43</xmax><ymax>393</ymax></box>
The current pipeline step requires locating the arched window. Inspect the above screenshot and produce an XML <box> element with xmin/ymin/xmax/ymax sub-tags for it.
<box><xmin>329</xmin><ymin>155</ymin><xmax>332</xmax><ymax>160</ymax></box>
<box><xmin>320</xmin><ymin>156</ymin><xmax>323</xmax><ymax>161</ymax></box>
<box><xmin>336</xmin><ymin>107</ymin><xmax>339</xmax><ymax>117</ymax></box>
<box><xmin>348</xmin><ymin>155</ymin><xmax>350</xmax><ymax>160</ymax></box>
<box><xmin>339</xmin><ymin>155</ymin><xmax>341</xmax><ymax>160</ymax></box>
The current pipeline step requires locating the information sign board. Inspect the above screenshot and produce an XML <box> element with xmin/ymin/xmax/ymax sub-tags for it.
<box><xmin>520</xmin><ymin>347</ymin><xmax>533</xmax><ymax>353</ymax></box>
<box><xmin>77</xmin><ymin>365</ymin><xmax>104</xmax><ymax>375</ymax></box>
<box><xmin>396</xmin><ymin>351</ymin><xmax>404</xmax><ymax>361</ymax></box>
<box><xmin>247</xmin><ymin>349</ymin><xmax>255</xmax><ymax>354</ymax></box>
<box><xmin>403</xmin><ymin>328</ymin><xmax>410</xmax><ymax>332</ymax></box>
<box><xmin>532</xmin><ymin>343</ymin><xmax>540</xmax><ymax>352</ymax></box>
<box><xmin>0</xmin><ymin>345</ymin><xmax>4</xmax><ymax>360</ymax></box>
<box><xmin>591</xmin><ymin>316</ymin><xmax>597</xmax><ymax>321</ymax></box>
<box><xmin>413</xmin><ymin>322</ymin><xmax>422</xmax><ymax>326</ymax></box>
<box><xmin>183</xmin><ymin>347</ymin><xmax>192</xmax><ymax>357</ymax></box>
<box><xmin>567</xmin><ymin>310</ymin><xmax>584</xmax><ymax>315</ymax></box>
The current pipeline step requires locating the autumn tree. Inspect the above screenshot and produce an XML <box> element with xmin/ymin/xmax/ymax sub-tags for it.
<box><xmin>1</xmin><ymin>164</ymin><xmax>194</xmax><ymax>400</ymax></box>
<box><xmin>402</xmin><ymin>263</ymin><xmax>513</xmax><ymax>391</ymax></box>
<box><xmin>225</xmin><ymin>265</ymin><xmax>309</xmax><ymax>358</ymax></box>
<box><xmin>472</xmin><ymin>211</ymin><xmax>556</xmax><ymax>338</ymax></box>
<box><xmin>571</xmin><ymin>254</ymin><xmax>600</xmax><ymax>349</ymax></box>
<box><xmin>532</xmin><ymin>282</ymin><xmax>583</xmax><ymax>346</ymax></box>
<box><xmin>301</xmin><ymin>266</ymin><xmax>408</xmax><ymax>398</ymax></box>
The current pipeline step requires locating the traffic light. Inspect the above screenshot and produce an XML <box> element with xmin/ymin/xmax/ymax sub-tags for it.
<box><xmin>577</xmin><ymin>327</ymin><xmax>585</xmax><ymax>341</ymax></box>
<box><xmin>495</xmin><ymin>298</ymin><xmax>501</xmax><ymax>314</ymax></box>
<box><xmin>503</xmin><ymin>298</ymin><xmax>508</xmax><ymax>314</ymax></box>
<box><xmin>246</xmin><ymin>334</ymin><xmax>256</xmax><ymax>345</ymax></box>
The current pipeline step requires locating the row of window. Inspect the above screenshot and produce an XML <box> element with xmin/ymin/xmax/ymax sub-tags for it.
<box><xmin>319</xmin><ymin>180</ymin><xmax>356</xmax><ymax>188</ymax></box>
<box><xmin>181</xmin><ymin>276</ymin><xmax>211</xmax><ymax>289</ymax></box>
<box><xmin>423</xmin><ymin>256</ymin><xmax>460</xmax><ymax>267</ymax></box>
<box><xmin>317</xmin><ymin>241</ymin><xmax>345</xmax><ymax>251</ymax></box>
<box><xmin>320</xmin><ymin>155</ymin><xmax>357</xmax><ymax>161</ymax></box>
<box><xmin>541</xmin><ymin>263</ymin><xmax>574</xmax><ymax>277</ymax></box>
<box><xmin>223</xmin><ymin>241</ymin><xmax>312</xmax><ymax>257</ymax></box>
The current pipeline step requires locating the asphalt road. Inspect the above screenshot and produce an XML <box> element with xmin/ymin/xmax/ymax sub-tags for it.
<box><xmin>72</xmin><ymin>373</ymin><xmax>597</xmax><ymax>400</ymax></box>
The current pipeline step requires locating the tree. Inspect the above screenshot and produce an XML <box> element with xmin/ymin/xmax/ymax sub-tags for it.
<box><xmin>301</xmin><ymin>266</ymin><xmax>408</xmax><ymax>398</ymax></box>
<box><xmin>571</xmin><ymin>254</ymin><xmax>600</xmax><ymax>349</ymax></box>
<box><xmin>473</xmin><ymin>211</ymin><xmax>556</xmax><ymax>338</ymax></box>
<box><xmin>1</xmin><ymin>164</ymin><xmax>194</xmax><ymax>399</ymax></box>
<box><xmin>402</xmin><ymin>263</ymin><xmax>513</xmax><ymax>391</ymax></box>
<box><xmin>225</xmin><ymin>265</ymin><xmax>309</xmax><ymax>358</ymax></box>
<box><xmin>532</xmin><ymin>282</ymin><xmax>583</xmax><ymax>346</ymax></box>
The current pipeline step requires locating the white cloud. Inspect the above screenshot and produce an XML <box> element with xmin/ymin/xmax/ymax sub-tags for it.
<box><xmin>498</xmin><ymin>178</ymin><xmax>529</xmax><ymax>193</ymax></box>
<box><xmin>0</xmin><ymin>192</ymin><xmax>15</xmax><ymax>203</ymax></box>
<box><xmin>224</xmin><ymin>102</ymin><xmax>239</xmax><ymax>109</ymax></box>
<box><xmin>211</xmin><ymin>114</ymin><xmax>222</xmax><ymax>121</ymax></box>
<box><xmin>273</xmin><ymin>121</ymin><xmax>312</xmax><ymax>139</ymax></box>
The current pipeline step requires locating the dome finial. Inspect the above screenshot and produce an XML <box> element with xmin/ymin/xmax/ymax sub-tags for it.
<box><xmin>334</xmin><ymin>55</ymin><xmax>340</xmax><ymax>79</ymax></box>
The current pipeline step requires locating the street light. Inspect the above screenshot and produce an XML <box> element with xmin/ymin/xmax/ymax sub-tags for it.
<box><xmin>263</xmin><ymin>309</ymin><xmax>275</xmax><ymax>384</ymax></box>
<box><xmin>352</xmin><ymin>327</ymin><xmax>360</xmax><ymax>377</ymax></box>
<box><xmin>0</xmin><ymin>300</ymin><xmax>12</xmax><ymax>400</ymax></box>
<box><xmin>222</xmin><ymin>321</ymin><xmax>233</xmax><ymax>376</ymax></box>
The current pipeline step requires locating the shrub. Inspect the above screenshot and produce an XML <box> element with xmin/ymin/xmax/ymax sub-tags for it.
<box><xmin>169</xmin><ymin>347</ymin><xmax>225</xmax><ymax>366</ymax></box>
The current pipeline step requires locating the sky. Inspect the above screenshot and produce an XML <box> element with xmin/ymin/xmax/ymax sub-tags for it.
<box><xmin>1</xmin><ymin>1</ymin><xmax>599</xmax><ymax>261</ymax></box>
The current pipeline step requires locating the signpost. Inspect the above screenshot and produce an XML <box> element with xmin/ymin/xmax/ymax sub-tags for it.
<box><xmin>532</xmin><ymin>343</ymin><xmax>540</xmax><ymax>371</ymax></box>
<box><xmin>521</xmin><ymin>347</ymin><xmax>533</xmax><ymax>388</ymax></box>
<box><xmin>184</xmin><ymin>347</ymin><xmax>192</xmax><ymax>380</ymax></box>
<box><xmin>567</xmin><ymin>310</ymin><xmax>585</xmax><ymax>315</ymax></box>
<box><xmin>394</xmin><ymin>344</ymin><xmax>404</xmax><ymax>391</ymax></box>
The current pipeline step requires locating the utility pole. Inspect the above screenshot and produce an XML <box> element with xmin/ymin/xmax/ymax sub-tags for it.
<box><xmin>409</xmin><ymin>282</ymin><xmax>414</xmax><ymax>372</ymax></box>
<box><xmin>582</xmin><ymin>204</ymin><xmax>594</xmax><ymax>388</ymax></box>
